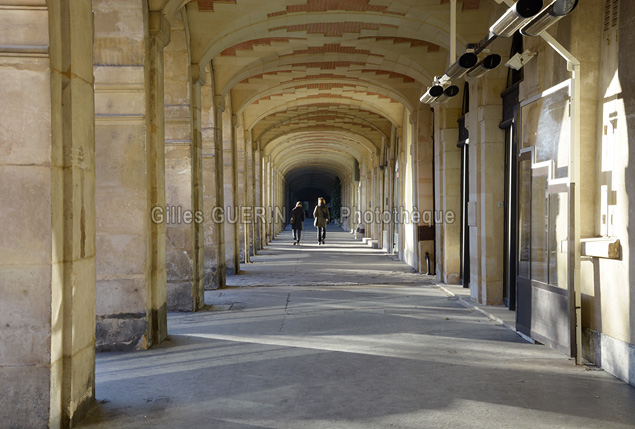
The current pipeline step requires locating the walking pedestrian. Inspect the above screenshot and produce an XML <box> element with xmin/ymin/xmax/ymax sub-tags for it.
<box><xmin>290</xmin><ymin>201</ymin><xmax>305</xmax><ymax>245</ymax></box>
<box><xmin>313</xmin><ymin>197</ymin><xmax>330</xmax><ymax>245</ymax></box>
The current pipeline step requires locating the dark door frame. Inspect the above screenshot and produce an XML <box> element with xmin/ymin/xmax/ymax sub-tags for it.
<box><xmin>500</xmin><ymin>83</ymin><xmax>520</xmax><ymax>310</ymax></box>
<box><xmin>458</xmin><ymin>84</ymin><xmax>470</xmax><ymax>288</ymax></box>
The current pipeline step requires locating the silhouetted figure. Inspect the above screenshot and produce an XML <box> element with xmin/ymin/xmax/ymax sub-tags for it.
<box><xmin>290</xmin><ymin>201</ymin><xmax>306</xmax><ymax>245</ymax></box>
<box><xmin>313</xmin><ymin>197</ymin><xmax>330</xmax><ymax>245</ymax></box>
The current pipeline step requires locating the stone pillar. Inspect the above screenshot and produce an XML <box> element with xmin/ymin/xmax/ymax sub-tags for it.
<box><xmin>434</xmin><ymin>105</ymin><xmax>461</xmax><ymax>284</ymax></box>
<box><xmin>260</xmin><ymin>155</ymin><xmax>267</xmax><ymax>246</ymax></box>
<box><xmin>245</xmin><ymin>132</ymin><xmax>255</xmax><ymax>257</ymax></box>
<box><xmin>416</xmin><ymin>108</ymin><xmax>435</xmax><ymax>274</ymax></box>
<box><xmin>222</xmin><ymin>93</ymin><xmax>239</xmax><ymax>274</ymax></box>
<box><xmin>372</xmin><ymin>160</ymin><xmax>382</xmax><ymax>243</ymax></box>
<box><xmin>280</xmin><ymin>172</ymin><xmax>287</xmax><ymax>234</ymax></box>
<box><xmin>272</xmin><ymin>166</ymin><xmax>279</xmax><ymax>236</ymax></box>
<box><xmin>385</xmin><ymin>127</ymin><xmax>397</xmax><ymax>251</ymax></box>
<box><xmin>201</xmin><ymin>67</ymin><xmax>226</xmax><ymax>289</ymax></box>
<box><xmin>276</xmin><ymin>168</ymin><xmax>282</xmax><ymax>236</ymax></box>
<box><xmin>403</xmin><ymin>112</ymin><xmax>419</xmax><ymax>268</ymax></box>
<box><xmin>264</xmin><ymin>156</ymin><xmax>272</xmax><ymax>244</ymax></box>
<box><xmin>164</xmin><ymin>11</ymin><xmax>203</xmax><ymax>311</ymax></box>
<box><xmin>254</xmin><ymin>144</ymin><xmax>262</xmax><ymax>250</ymax></box>
<box><xmin>359</xmin><ymin>165</ymin><xmax>368</xmax><ymax>237</ymax></box>
<box><xmin>94</xmin><ymin>0</ymin><xmax>168</xmax><ymax>350</ymax></box>
<box><xmin>395</xmin><ymin>128</ymin><xmax>406</xmax><ymax>257</ymax></box>
<box><xmin>234</xmin><ymin>115</ymin><xmax>247</xmax><ymax>263</ymax></box>
<box><xmin>467</xmin><ymin>76</ymin><xmax>506</xmax><ymax>304</ymax></box>
<box><xmin>0</xmin><ymin>1</ymin><xmax>95</xmax><ymax>426</ymax></box>
<box><xmin>147</xmin><ymin>9</ymin><xmax>170</xmax><ymax>345</ymax></box>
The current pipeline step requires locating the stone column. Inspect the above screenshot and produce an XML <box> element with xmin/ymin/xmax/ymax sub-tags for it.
<box><xmin>234</xmin><ymin>115</ymin><xmax>247</xmax><ymax>263</ymax></box>
<box><xmin>372</xmin><ymin>160</ymin><xmax>382</xmax><ymax>243</ymax></box>
<box><xmin>276</xmin><ymin>168</ymin><xmax>282</xmax><ymax>236</ymax></box>
<box><xmin>385</xmin><ymin>127</ymin><xmax>397</xmax><ymax>251</ymax></box>
<box><xmin>245</xmin><ymin>131</ymin><xmax>255</xmax><ymax>257</ymax></box>
<box><xmin>272</xmin><ymin>166</ymin><xmax>279</xmax><ymax>237</ymax></box>
<box><xmin>246</xmin><ymin>137</ymin><xmax>255</xmax><ymax>255</ymax></box>
<box><xmin>434</xmin><ymin>105</ymin><xmax>461</xmax><ymax>284</ymax></box>
<box><xmin>222</xmin><ymin>93</ymin><xmax>239</xmax><ymax>275</ymax></box>
<box><xmin>467</xmin><ymin>76</ymin><xmax>506</xmax><ymax>304</ymax></box>
<box><xmin>0</xmin><ymin>1</ymin><xmax>95</xmax><ymax>426</ymax></box>
<box><xmin>147</xmin><ymin>9</ymin><xmax>170</xmax><ymax>345</ymax></box>
<box><xmin>403</xmin><ymin>112</ymin><xmax>419</xmax><ymax>268</ymax></box>
<box><xmin>94</xmin><ymin>0</ymin><xmax>168</xmax><ymax>350</ymax></box>
<box><xmin>254</xmin><ymin>144</ymin><xmax>262</xmax><ymax>250</ymax></box>
<box><xmin>164</xmin><ymin>11</ymin><xmax>202</xmax><ymax>311</ymax></box>
<box><xmin>260</xmin><ymin>155</ymin><xmax>267</xmax><ymax>246</ymax></box>
<box><xmin>398</xmin><ymin>130</ymin><xmax>407</xmax><ymax>257</ymax></box>
<box><xmin>278</xmin><ymin>171</ymin><xmax>286</xmax><ymax>235</ymax></box>
<box><xmin>416</xmin><ymin>108</ymin><xmax>435</xmax><ymax>274</ymax></box>
<box><xmin>201</xmin><ymin>66</ymin><xmax>226</xmax><ymax>289</ymax></box>
<box><xmin>359</xmin><ymin>165</ymin><xmax>368</xmax><ymax>238</ymax></box>
<box><xmin>264</xmin><ymin>156</ymin><xmax>272</xmax><ymax>244</ymax></box>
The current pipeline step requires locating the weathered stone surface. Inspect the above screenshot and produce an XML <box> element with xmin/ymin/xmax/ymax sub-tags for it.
<box><xmin>0</xmin><ymin>366</ymin><xmax>50</xmax><ymax>428</ymax></box>
<box><xmin>167</xmin><ymin>282</ymin><xmax>194</xmax><ymax>311</ymax></box>
<box><xmin>96</xmin><ymin>279</ymin><xmax>147</xmax><ymax>315</ymax></box>
<box><xmin>96</xmin><ymin>317</ymin><xmax>147</xmax><ymax>351</ymax></box>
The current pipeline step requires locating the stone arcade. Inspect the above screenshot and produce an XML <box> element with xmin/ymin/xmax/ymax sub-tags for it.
<box><xmin>1</xmin><ymin>0</ymin><xmax>635</xmax><ymax>426</ymax></box>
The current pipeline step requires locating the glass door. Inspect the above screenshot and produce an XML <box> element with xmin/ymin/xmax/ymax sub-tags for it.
<box><xmin>515</xmin><ymin>81</ymin><xmax>576</xmax><ymax>357</ymax></box>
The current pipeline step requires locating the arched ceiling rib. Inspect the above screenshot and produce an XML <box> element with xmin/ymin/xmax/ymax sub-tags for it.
<box><xmin>235</xmin><ymin>77</ymin><xmax>413</xmax><ymax>125</ymax></box>
<box><xmin>256</xmin><ymin>110</ymin><xmax>388</xmax><ymax>143</ymax></box>
<box><xmin>264</xmin><ymin>131</ymin><xmax>379</xmax><ymax>159</ymax></box>
<box><xmin>245</xmin><ymin>98</ymin><xmax>399</xmax><ymax>137</ymax></box>
<box><xmin>270</xmin><ymin>139</ymin><xmax>363</xmax><ymax>167</ymax></box>
<box><xmin>191</xmin><ymin>8</ymin><xmax>468</xmax><ymax>67</ymax></box>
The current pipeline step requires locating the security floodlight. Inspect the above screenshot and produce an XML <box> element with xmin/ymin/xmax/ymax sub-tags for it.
<box><xmin>419</xmin><ymin>85</ymin><xmax>444</xmax><ymax>104</ymax></box>
<box><xmin>444</xmin><ymin>53</ymin><xmax>479</xmax><ymax>80</ymax></box>
<box><xmin>521</xmin><ymin>0</ymin><xmax>579</xmax><ymax>37</ymax></box>
<box><xmin>489</xmin><ymin>0</ymin><xmax>543</xmax><ymax>38</ymax></box>
<box><xmin>466</xmin><ymin>54</ymin><xmax>502</xmax><ymax>78</ymax></box>
<box><xmin>435</xmin><ymin>85</ymin><xmax>460</xmax><ymax>104</ymax></box>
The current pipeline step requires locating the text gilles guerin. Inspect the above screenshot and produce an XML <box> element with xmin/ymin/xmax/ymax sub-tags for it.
<box><xmin>151</xmin><ymin>205</ymin><xmax>455</xmax><ymax>225</ymax></box>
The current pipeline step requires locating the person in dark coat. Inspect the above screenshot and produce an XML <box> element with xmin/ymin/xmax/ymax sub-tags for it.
<box><xmin>313</xmin><ymin>197</ymin><xmax>330</xmax><ymax>245</ymax></box>
<box><xmin>290</xmin><ymin>201</ymin><xmax>306</xmax><ymax>245</ymax></box>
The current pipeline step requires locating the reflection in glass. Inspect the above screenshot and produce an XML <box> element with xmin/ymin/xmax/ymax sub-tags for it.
<box><xmin>521</xmin><ymin>86</ymin><xmax>570</xmax><ymax>179</ymax></box>
<box><xmin>518</xmin><ymin>160</ymin><xmax>531</xmax><ymax>278</ymax></box>
<box><xmin>531</xmin><ymin>174</ymin><xmax>548</xmax><ymax>283</ymax></box>
<box><xmin>549</xmin><ymin>192</ymin><xmax>569</xmax><ymax>289</ymax></box>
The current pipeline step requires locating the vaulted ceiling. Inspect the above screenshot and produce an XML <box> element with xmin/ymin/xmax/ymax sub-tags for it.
<box><xmin>162</xmin><ymin>0</ymin><xmax>495</xmax><ymax>196</ymax></box>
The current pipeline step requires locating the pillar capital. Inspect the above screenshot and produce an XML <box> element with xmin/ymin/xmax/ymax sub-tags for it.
<box><xmin>215</xmin><ymin>94</ymin><xmax>225</xmax><ymax>112</ymax></box>
<box><xmin>191</xmin><ymin>64</ymin><xmax>206</xmax><ymax>86</ymax></box>
<box><xmin>149</xmin><ymin>11</ymin><xmax>171</xmax><ymax>48</ymax></box>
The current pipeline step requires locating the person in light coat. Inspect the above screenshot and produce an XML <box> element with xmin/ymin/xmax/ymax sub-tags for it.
<box><xmin>313</xmin><ymin>197</ymin><xmax>330</xmax><ymax>245</ymax></box>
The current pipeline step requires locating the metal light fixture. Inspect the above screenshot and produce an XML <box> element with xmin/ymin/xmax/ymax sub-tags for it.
<box><xmin>521</xmin><ymin>0</ymin><xmax>579</xmax><ymax>37</ymax></box>
<box><xmin>466</xmin><ymin>54</ymin><xmax>502</xmax><ymax>78</ymax></box>
<box><xmin>444</xmin><ymin>52</ymin><xmax>479</xmax><ymax>80</ymax></box>
<box><xmin>505</xmin><ymin>49</ymin><xmax>536</xmax><ymax>70</ymax></box>
<box><xmin>489</xmin><ymin>0</ymin><xmax>543</xmax><ymax>38</ymax></box>
<box><xmin>435</xmin><ymin>85</ymin><xmax>460</xmax><ymax>104</ymax></box>
<box><xmin>419</xmin><ymin>85</ymin><xmax>444</xmax><ymax>104</ymax></box>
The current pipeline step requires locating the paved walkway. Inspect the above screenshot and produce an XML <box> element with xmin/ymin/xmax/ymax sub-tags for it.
<box><xmin>79</xmin><ymin>224</ymin><xmax>635</xmax><ymax>428</ymax></box>
<box><xmin>226</xmin><ymin>221</ymin><xmax>429</xmax><ymax>288</ymax></box>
